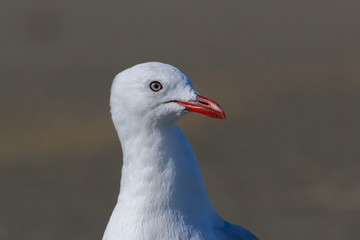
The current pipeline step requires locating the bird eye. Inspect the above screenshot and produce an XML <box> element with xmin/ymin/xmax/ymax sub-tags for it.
<box><xmin>149</xmin><ymin>81</ymin><xmax>163</xmax><ymax>92</ymax></box>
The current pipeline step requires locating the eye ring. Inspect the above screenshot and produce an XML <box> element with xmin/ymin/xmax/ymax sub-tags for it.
<box><xmin>149</xmin><ymin>81</ymin><xmax>163</xmax><ymax>92</ymax></box>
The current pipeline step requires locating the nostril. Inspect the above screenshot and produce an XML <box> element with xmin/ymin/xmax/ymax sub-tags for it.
<box><xmin>199</xmin><ymin>100</ymin><xmax>209</xmax><ymax>106</ymax></box>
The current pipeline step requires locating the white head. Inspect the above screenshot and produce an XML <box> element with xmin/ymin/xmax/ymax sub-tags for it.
<box><xmin>110</xmin><ymin>62</ymin><xmax>225</xmax><ymax>132</ymax></box>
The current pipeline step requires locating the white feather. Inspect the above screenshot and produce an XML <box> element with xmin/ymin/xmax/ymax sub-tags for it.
<box><xmin>103</xmin><ymin>62</ymin><xmax>258</xmax><ymax>240</ymax></box>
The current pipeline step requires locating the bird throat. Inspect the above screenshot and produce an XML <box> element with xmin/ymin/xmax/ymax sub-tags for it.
<box><xmin>115</xmin><ymin>124</ymin><xmax>214</xmax><ymax>215</ymax></box>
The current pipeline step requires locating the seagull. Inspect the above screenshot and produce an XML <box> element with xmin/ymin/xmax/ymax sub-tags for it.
<box><xmin>103</xmin><ymin>62</ymin><xmax>258</xmax><ymax>240</ymax></box>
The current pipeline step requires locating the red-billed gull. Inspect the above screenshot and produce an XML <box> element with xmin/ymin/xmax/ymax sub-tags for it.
<box><xmin>103</xmin><ymin>62</ymin><xmax>258</xmax><ymax>240</ymax></box>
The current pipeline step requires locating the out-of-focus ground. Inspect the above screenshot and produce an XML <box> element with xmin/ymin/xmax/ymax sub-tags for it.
<box><xmin>1</xmin><ymin>1</ymin><xmax>360</xmax><ymax>239</ymax></box>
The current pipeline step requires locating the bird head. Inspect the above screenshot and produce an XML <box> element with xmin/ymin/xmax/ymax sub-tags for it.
<box><xmin>110</xmin><ymin>62</ymin><xmax>225</xmax><ymax>128</ymax></box>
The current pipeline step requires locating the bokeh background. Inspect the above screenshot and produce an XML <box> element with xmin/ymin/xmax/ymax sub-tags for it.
<box><xmin>1</xmin><ymin>1</ymin><xmax>360</xmax><ymax>239</ymax></box>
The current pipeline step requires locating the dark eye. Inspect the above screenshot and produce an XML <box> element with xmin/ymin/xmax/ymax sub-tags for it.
<box><xmin>149</xmin><ymin>81</ymin><xmax>163</xmax><ymax>92</ymax></box>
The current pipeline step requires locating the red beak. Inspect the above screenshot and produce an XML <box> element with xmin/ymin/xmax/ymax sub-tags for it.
<box><xmin>170</xmin><ymin>95</ymin><xmax>226</xmax><ymax>119</ymax></box>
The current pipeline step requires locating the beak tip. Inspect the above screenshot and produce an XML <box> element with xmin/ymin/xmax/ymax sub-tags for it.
<box><xmin>219</xmin><ymin>112</ymin><xmax>226</xmax><ymax>120</ymax></box>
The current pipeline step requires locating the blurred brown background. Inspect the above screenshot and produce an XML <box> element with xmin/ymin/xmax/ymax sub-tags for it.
<box><xmin>1</xmin><ymin>0</ymin><xmax>360</xmax><ymax>239</ymax></box>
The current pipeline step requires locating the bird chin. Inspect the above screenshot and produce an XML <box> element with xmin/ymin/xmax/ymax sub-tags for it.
<box><xmin>170</xmin><ymin>109</ymin><xmax>189</xmax><ymax>123</ymax></box>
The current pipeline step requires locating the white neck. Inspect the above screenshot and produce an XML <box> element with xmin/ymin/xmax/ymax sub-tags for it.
<box><xmin>119</xmin><ymin>123</ymin><xmax>213</xmax><ymax>210</ymax></box>
<box><xmin>103</xmin><ymin>119</ymin><xmax>220</xmax><ymax>239</ymax></box>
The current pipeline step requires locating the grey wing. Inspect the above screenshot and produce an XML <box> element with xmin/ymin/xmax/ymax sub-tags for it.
<box><xmin>214</xmin><ymin>221</ymin><xmax>259</xmax><ymax>240</ymax></box>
